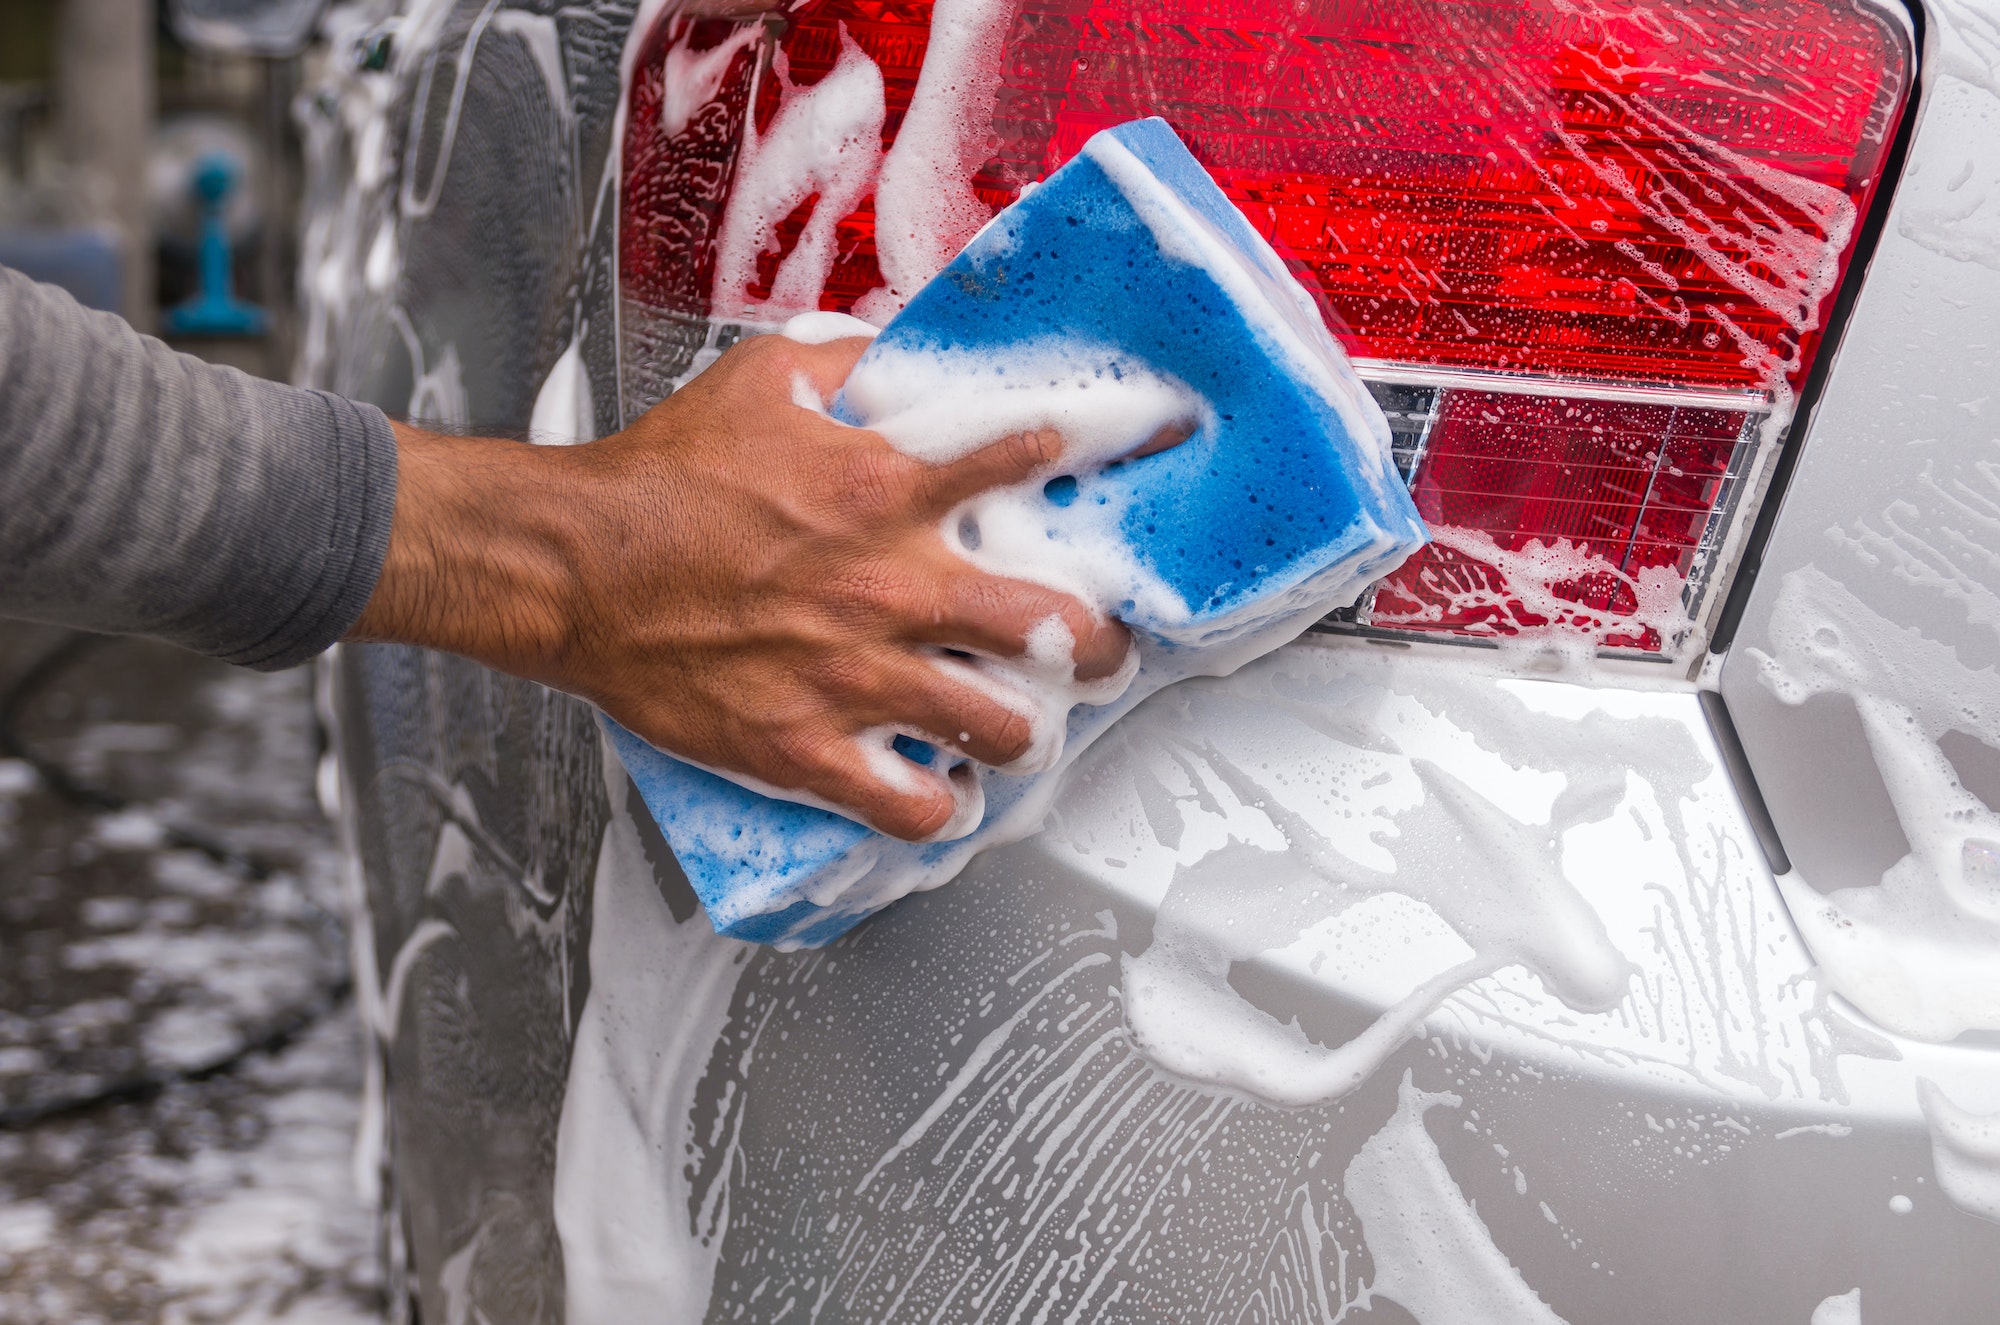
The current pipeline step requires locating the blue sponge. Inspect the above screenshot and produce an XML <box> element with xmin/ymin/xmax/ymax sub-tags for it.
<box><xmin>610</xmin><ymin>118</ymin><xmax>1426</xmax><ymax>947</ymax></box>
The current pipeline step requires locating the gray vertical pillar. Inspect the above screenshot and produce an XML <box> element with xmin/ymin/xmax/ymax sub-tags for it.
<box><xmin>54</xmin><ymin>0</ymin><xmax>156</xmax><ymax>330</ymax></box>
<box><xmin>262</xmin><ymin>56</ymin><xmax>296</xmax><ymax>377</ymax></box>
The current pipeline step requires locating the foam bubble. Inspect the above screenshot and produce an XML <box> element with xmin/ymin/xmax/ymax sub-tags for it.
<box><xmin>840</xmin><ymin>339</ymin><xmax>1207</xmax><ymax>467</ymax></box>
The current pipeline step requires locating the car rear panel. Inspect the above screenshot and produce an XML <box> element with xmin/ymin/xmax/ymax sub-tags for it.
<box><xmin>300</xmin><ymin>0</ymin><xmax>2000</xmax><ymax>1318</ymax></box>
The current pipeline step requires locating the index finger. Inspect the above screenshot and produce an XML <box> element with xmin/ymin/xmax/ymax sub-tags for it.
<box><xmin>915</xmin><ymin>428</ymin><xmax>1067</xmax><ymax>513</ymax></box>
<box><xmin>912</xmin><ymin>413</ymin><xmax>1202</xmax><ymax>514</ymax></box>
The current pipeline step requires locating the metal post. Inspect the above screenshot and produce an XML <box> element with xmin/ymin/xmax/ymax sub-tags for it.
<box><xmin>54</xmin><ymin>0</ymin><xmax>156</xmax><ymax>330</ymax></box>
<box><xmin>261</xmin><ymin>54</ymin><xmax>296</xmax><ymax>377</ymax></box>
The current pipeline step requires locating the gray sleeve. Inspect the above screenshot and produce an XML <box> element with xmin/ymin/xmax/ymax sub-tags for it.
<box><xmin>0</xmin><ymin>264</ymin><xmax>398</xmax><ymax>671</ymax></box>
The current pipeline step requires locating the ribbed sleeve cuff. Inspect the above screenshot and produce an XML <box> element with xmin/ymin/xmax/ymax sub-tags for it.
<box><xmin>224</xmin><ymin>393</ymin><xmax>399</xmax><ymax>672</ymax></box>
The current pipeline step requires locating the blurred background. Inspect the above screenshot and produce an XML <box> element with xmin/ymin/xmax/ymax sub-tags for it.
<box><xmin>2</xmin><ymin>1</ymin><xmax>383</xmax><ymax>1319</ymax></box>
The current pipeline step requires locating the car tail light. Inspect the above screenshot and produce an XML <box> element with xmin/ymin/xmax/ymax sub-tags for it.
<box><xmin>618</xmin><ymin>0</ymin><xmax>1910</xmax><ymax>657</ymax></box>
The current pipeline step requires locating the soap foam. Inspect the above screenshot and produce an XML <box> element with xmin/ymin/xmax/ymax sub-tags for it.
<box><xmin>836</xmin><ymin>335</ymin><xmax>1211</xmax><ymax>633</ymax></box>
<box><xmin>1541</xmin><ymin>74</ymin><xmax>1856</xmax><ymax>388</ymax></box>
<box><xmin>1342</xmin><ymin>1071</ymin><xmax>1569</xmax><ymax>1325</ymax></box>
<box><xmin>1042</xmin><ymin>644</ymin><xmax>1886</xmax><ymax>1110</ymax></box>
<box><xmin>855</xmin><ymin>722</ymin><xmax>987</xmax><ymax>840</ymax></box>
<box><xmin>554</xmin><ymin>744</ymin><xmax>743</xmax><ymax>1317</ymax></box>
<box><xmin>1115</xmin><ymin>677</ymin><xmax>1643</xmax><ymax>1105</ymax></box>
<box><xmin>921</xmin><ymin>613</ymin><xmax>1139</xmax><ymax>779</ymax></box>
<box><xmin>1917</xmin><ymin>1078</ymin><xmax>2000</xmax><ymax>1225</ymax></box>
<box><xmin>657</xmin><ymin>20</ymin><xmax>763</xmax><ymax>141</ymax></box>
<box><xmin>1812</xmin><ymin>1289</ymin><xmax>1863</xmax><ymax>1325</ymax></box>
<box><xmin>1124</xmin><ymin>841</ymin><xmax>1507</xmax><ymax>1105</ymax></box>
<box><xmin>712</xmin><ymin>30</ymin><xmax>885</xmax><ymax>321</ymax></box>
<box><xmin>1403</xmin><ymin>524</ymin><xmax>1693</xmax><ymax>652</ymax></box>
<box><xmin>778</xmin><ymin>310</ymin><xmax>878</xmax><ymax>345</ymax></box>
<box><xmin>838</xmin><ymin>338</ymin><xmax>1208</xmax><ymax>467</ymax></box>
<box><xmin>527</xmin><ymin>333</ymin><xmax>594</xmax><ymax>445</ymax></box>
<box><xmin>1751</xmin><ymin>566</ymin><xmax>2000</xmax><ymax>1041</ymax></box>
<box><xmin>852</xmin><ymin>0</ymin><xmax>1011</xmax><ymax>320</ymax></box>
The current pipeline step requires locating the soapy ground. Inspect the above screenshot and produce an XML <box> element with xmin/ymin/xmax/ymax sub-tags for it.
<box><xmin>0</xmin><ymin>626</ymin><xmax>378</xmax><ymax>1323</ymax></box>
<box><xmin>0</xmin><ymin>1011</ymin><xmax>378</xmax><ymax>1324</ymax></box>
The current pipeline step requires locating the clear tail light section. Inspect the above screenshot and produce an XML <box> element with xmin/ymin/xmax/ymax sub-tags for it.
<box><xmin>618</xmin><ymin>0</ymin><xmax>1911</xmax><ymax>658</ymax></box>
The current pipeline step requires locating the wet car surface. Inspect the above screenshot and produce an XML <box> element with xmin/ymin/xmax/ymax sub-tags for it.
<box><xmin>301</xmin><ymin>0</ymin><xmax>2000</xmax><ymax>1319</ymax></box>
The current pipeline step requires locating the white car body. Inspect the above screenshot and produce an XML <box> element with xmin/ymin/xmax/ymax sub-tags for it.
<box><xmin>301</xmin><ymin>0</ymin><xmax>2000</xmax><ymax>1318</ymax></box>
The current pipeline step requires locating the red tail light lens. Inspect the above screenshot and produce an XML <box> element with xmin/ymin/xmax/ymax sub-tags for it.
<box><xmin>618</xmin><ymin>0</ymin><xmax>1910</xmax><ymax>655</ymax></box>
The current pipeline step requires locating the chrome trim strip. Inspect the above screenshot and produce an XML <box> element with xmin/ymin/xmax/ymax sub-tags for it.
<box><xmin>1347</xmin><ymin>359</ymin><xmax>1773</xmax><ymax>413</ymax></box>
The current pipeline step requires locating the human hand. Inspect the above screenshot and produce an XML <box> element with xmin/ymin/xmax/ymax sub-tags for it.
<box><xmin>347</xmin><ymin>333</ymin><xmax>1134</xmax><ymax>842</ymax></box>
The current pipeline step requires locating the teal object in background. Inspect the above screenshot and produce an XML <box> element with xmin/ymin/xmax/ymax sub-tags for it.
<box><xmin>163</xmin><ymin>154</ymin><xmax>267</xmax><ymax>338</ymax></box>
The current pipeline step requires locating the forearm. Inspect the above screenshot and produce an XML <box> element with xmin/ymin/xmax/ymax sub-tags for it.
<box><xmin>0</xmin><ymin>265</ymin><xmax>397</xmax><ymax>669</ymax></box>
<box><xmin>344</xmin><ymin>422</ymin><xmax>584</xmax><ymax>679</ymax></box>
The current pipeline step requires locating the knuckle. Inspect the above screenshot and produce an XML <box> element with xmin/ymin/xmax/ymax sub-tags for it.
<box><xmin>770</xmin><ymin>723</ymin><xmax>841</xmax><ymax>777</ymax></box>
<box><xmin>812</xmin><ymin>646</ymin><xmax>880</xmax><ymax>700</ymax></box>
<box><xmin>866</xmin><ymin>563</ymin><xmax>932</xmax><ymax>624</ymax></box>
<box><xmin>824</xmin><ymin>562</ymin><xmax>889</xmax><ymax>617</ymax></box>
<box><xmin>737</xmin><ymin>331</ymin><xmax>792</xmax><ymax>370</ymax></box>
<box><xmin>843</xmin><ymin>449</ymin><xmax>913</xmax><ymax>517</ymax></box>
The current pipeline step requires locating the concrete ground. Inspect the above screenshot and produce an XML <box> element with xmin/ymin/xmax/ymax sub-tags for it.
<box><xmin>0</xmin><ymin>625</ymin><xmax>381</xmax><ymax>1323</ymax></box>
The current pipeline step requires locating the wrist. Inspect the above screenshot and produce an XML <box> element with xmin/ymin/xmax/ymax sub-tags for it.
<box><xmin>348</xmin><ymin>422</ymin><xmax>587</xmax><ymax>677</ymax></box>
